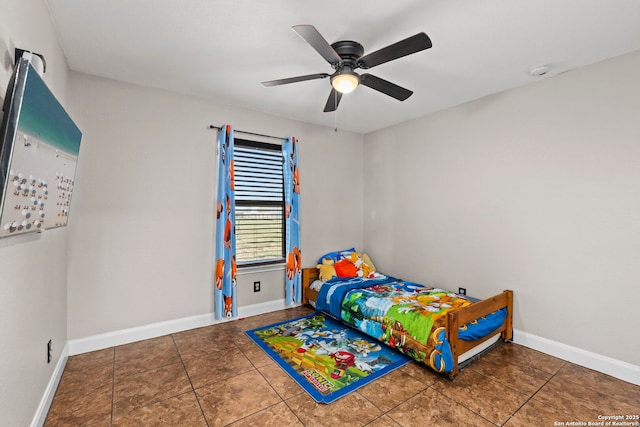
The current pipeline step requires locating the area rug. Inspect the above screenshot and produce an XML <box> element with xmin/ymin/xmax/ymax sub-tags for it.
<box><xmin>245</xmin><ymin>312</ymin><xmax>411</xmax><ymax>404</ymax></box>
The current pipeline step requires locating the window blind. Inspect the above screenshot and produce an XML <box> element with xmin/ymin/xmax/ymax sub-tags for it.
<box><xmin>234</xmin><ymin>142</ymin><xmax>284</xmax><ymax>264</ymax></box>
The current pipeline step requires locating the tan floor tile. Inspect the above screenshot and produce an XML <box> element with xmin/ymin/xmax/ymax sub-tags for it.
<box><xmin>554</xmin><ymin>362</ymin><xmax>640</xmax><ymax>400</ymax></box>
<box><xmin>112</xmin><ymin>391</ymin><xmax>206</xmax><ymax>426</ymax></box>
<box><xmin>173</xmin><ymin>331</ymin><xmax>238</xmax><ymax>360</ymax></box>
<box><xmin>65</xmin><ymin>348</ymin><xmax>114</xmax><ymax>369</ymax></box>
<box><xmin>83</xmin><ymin>419</ymin><xmax>112</xmax><ymax>427</ymax></box>
<box><xmin>358</xmin><ymin>369</ymin><xmax>428</xmax><ymax>412</ymax></box>
<box><xmin>243</xmin><ymin>321</ymin><xmax>280</xmax><ymax>333</ymax></box>
<box><xmin>173</xmin><ymin>320</ymin><xmax>237</xmax><ymax>336</ymax></box>
<box><xmin>433</xmin><ymin>368</ymin><xmax>531</xmax><ymax>425</ymax></box>
<box><xmin>114</xmin><ymin>335</ymin><xmax>180</xmax><ymax>377</ymax></box>
<box><xmin>177</xmin><ymin>329</ymin><xmax>243</xmax><ymax>354</ymax></box>
<box><xmin>234</xmin><ymin>331</ymin><xmax>255</xmax><ymax>347</ymax></box>
<box><xmin>196</xmin><ymin>370</ymin><xmax>282</xmax><ymax>427</ymax></box>
<box><xmin>484</xmin><ymin>342</ymin><xmax>566</xmax><ymax>375</ymax></box>
<box><xmin>227</xmin><ymin>401</ymin><xmax>304</xmax><ymax>426</ymax></box>
<box><xmin>387</xmin><ymin>388</ymin><xmax>495</xmax><ymax>427</ymax></box>
<box><xmin>113</xmin><ymin>362</ymin><xmax>192</xmax><ymax>416</ymax></box>
<box><xmin>44</xmin><ymin>381</ymin><xmax>112</xmax><ymax>426</ymax></box>
<box><xmin>398</xmin><ymin>361</ymin><xmax>439</xmax><ymax>386</ymax></box>
<box><xmin>115</xmin><ymin>335</ymin><xmax>175</xmax><ymax>354</ymax></box>
<box><xmin>504</xmin><ymin>396</ymin><xmax>583</xmax><ymax>426</ymax></box>
<box><xmin>230</xmin><ymin>317</ymin><xmax>273</xmax><ymax>332</ymax></box>
<box><xmin>364</xmin><ymin>415</ymin><xmax>403</xmax><ymax>427</ymax></box>
<box><xmin>213</xmin><ymin>319</ymin><xmax>250</xmax><ymax>333</ymax></box>
<box><xmin>257</xmin><ymin>360</ymin><xmax>305</xmax><ymax>400</ymax></box>
<box><xmin>286</xmin><ymin>392</ymin><xmax>382</xmax><ymax>427</ymax></box>
<box><xmin>184</xmin><ymin>347</ymin><xmax>255</xmax><ymax>389</ymax></box>
<box><xmin>240</xmin><ymin>341</ymin><xmax>275</xmax><ymax>367</ymax></box>
<box><xmin>533</xmin><ymin>375</ymin><xmax>640</xmax><ymax>420</ymax></box>
<box><xmin>469</xmin><ymin>351</ymin><xmax>554</xmax><ymax>395</ymax></box>
<box><xmin>55</xmin><ymin>354</ymin><xmax>114</xmax><ymax>396</ymax></box>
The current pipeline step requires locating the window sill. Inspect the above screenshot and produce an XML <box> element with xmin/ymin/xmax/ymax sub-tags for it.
<box><xmin>237</xmin><ymin>262</ymin><xmax>285</xmax><ymax>275</ymax></box>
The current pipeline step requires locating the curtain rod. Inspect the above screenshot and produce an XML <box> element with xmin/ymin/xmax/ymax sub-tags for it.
<box><xmin>208</xmin><ymin>125</ymin><xmax>287</xmax><ymax>141</ymax></box>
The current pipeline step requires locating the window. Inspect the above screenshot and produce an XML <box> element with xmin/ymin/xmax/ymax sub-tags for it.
<box><xmin>234</xmin><ymin>139</ymin><xmax>285</xmax><ymax>266</ymax></box>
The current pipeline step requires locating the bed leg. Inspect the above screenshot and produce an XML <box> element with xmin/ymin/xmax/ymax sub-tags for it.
<box><xmin>501</xmin><ymin>290</ymin><xmax>514</xmax><ymax>342</ymax></box>
<box><xmin>447</xmin><ymin>310</ymin><xmax>460</xmax><ymax>378</ymax></box>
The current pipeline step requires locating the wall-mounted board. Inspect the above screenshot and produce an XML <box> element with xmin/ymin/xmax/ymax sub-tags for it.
<box><xmin>0</xmin><ymin>58</ymin><xmax>82</xmax><ymax>238</ymax></box>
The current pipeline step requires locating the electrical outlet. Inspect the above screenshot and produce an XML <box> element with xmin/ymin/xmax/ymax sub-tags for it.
<box><xmin>458</xmin><ymin>287</ymin><xmax>467</xmax><ymax>296</ymax></box>
<box><xmin>253</xmin><ymin>281</ymin><xmax>261</xmax><ymax>292</ymax></box>
<box><xmin>47</xmin><ymin>339</ymin><xmax>52</xmax><ymax>364</ymax></box>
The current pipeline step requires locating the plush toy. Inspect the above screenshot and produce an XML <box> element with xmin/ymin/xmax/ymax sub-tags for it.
<box><xmin>317</xmin><ymin>258</ymin><xmax>337</xmax><ymax>282</ymax></box>
<box><xmin>334</xmin><ymin>258</ymin><xmax>359</xmax><ymax>278</ymax></box>
<box><xmin>348</xmin><ymin>252</ymin><xmax>375</xmax><ymax>278</ymax></box>
<box><xmin>362</xmin><ymin>253</ymin><xmax>376</xmax><ymax>273</ymax></box>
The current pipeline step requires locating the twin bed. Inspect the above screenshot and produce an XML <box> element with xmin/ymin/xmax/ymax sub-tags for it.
<box><xmin>301</xmin><ymin>256</ymin><xmax>513</xmax><ymax>378</ymax></box>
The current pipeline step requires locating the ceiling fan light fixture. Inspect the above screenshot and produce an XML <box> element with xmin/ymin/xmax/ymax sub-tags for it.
<box><xmin>331</xmin><ymin>72</ymin><xmax>359</xmax><ymax>94</ymax></box>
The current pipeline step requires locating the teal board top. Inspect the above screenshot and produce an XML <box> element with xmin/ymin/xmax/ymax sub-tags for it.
<box><xmin>17</xmin><ymin>65</ymin><xmax>81</xmax><ymax>156</ymax></box>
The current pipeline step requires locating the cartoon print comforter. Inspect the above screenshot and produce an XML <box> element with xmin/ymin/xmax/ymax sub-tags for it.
<box><xmin>315</xmin><ymin>276</ymin><xmax>507</xmax><ymax>373</ymax></box>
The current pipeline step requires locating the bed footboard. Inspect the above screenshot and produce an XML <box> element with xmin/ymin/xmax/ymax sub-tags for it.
<box><xmin>446</xmin><ymin>289</ymin><xmax>513</xmax><ymax>378</ymax></box>
<box><xmin>301</xmin><ymin>267</ymin><xmax>319</xmax><ymax>306</ymax></box>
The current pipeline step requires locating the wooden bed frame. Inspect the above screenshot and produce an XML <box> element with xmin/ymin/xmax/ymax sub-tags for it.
<box><xmin>301</xmin><ymin>267</ymin><xmax>513</xmax><ymax>378</ymax></box>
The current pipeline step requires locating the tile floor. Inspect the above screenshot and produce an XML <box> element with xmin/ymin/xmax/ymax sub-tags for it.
<box><xmin>45</xmin><ymin>306</ymin><xmax>640</xmax><ymax>426</ymax></box>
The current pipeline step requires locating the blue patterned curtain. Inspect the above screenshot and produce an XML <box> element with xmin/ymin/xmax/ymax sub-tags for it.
<box><xmin>214</xmin><ymin>125</ymin><xmax>237</xmax><ymax>319</ymax></box>
<box><xmin>283</xmin><ymin>136</ymin><xmax>301</xmax><ymax>304</ymax></box>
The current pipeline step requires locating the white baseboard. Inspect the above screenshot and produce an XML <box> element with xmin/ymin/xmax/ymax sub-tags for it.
<box><xmin>513</xmin><ymin>329</ymin><xmax>640</xmax><ymax>386</ymax></box>
<box><xmin>31</xmin><ymin>341</ymin><xmax>69</xmax><ymax>427</ymax></box>
<box><xmin>68</xmin><ymin>299</ymin><xmax>291</xmax><ymax>356</ymax></box>
<box><xmin>238</xmin><ymin>298</ymin><xmax>290</xmax><ymax>318</ymax></box>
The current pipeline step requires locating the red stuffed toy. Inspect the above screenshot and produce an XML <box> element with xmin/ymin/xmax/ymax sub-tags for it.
<box><xmin>334</xmin><ymin>259</ymin><xmax>358</xmax><ymax>278</ymax></box>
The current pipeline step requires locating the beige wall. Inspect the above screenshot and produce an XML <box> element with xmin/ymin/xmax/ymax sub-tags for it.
<box><xmin>364</xmin><ymin>50</ymin><xmax>640</xmax><ymax>367</ymax></box>
<box><xmin>0</xmin><ymin>0</ymin><xmax>71</xmax><ymax>425</ymax></box>
<box><xmin>66</xmin><ymin>71</ymin><xmax>364</xmax><ymax>339</ymax></box>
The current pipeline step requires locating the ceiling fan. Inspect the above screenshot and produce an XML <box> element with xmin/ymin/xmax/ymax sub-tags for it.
<box><xmin>261</xmin><ymin>25</ymin><xmax>432</xmax><ymax>112</ymax></box>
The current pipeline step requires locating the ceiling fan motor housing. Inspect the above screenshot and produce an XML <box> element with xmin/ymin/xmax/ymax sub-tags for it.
<box><xmin>331</xmin><ymin>40</ymin><xmax>364</xmax><ymax>69</ymax></box>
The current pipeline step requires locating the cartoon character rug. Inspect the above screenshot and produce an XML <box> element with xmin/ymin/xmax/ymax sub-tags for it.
<box><xmin>245</xmin><ymin>312</ymin><xmax>411</xmax><ymax>403</ymax></box>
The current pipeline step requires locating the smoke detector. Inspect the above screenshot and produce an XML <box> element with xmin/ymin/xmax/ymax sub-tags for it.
<box><xmin>529</xmin><ymin>65</ymin><xmax>550</xmax><ymax>77</ymax></box>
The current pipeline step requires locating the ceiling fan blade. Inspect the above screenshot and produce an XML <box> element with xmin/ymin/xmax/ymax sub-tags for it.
<box><xmin>358</xmin><ymin>33</ymin><xmax>432</xmax><ymax>69</ymax></box>
<box><xmin>360</xmin><ymin>74</ymin><xmax>413</xmax><ymax>101</ymax></box>
<box><xmin>292</xmin><ymin>25</ymin><xmax>342</xmax><ymax>65</ymax></box>
<box><xmin>261</xmin><ymin>73</ymin><xmax>330</xmax><ymax>87</ymax></box>
<box><xmin>323</xmin><ymin>88</ymin><xmax>343</xmax><ymax>112</ymax></box>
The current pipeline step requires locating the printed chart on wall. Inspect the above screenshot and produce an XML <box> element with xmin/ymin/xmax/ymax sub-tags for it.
<box><xmin>0</xmin><ymin>60</ymin><xmax>82</xmax><ymax>238</ymax></box>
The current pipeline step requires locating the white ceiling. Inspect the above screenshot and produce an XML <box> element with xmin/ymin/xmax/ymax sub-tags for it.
<box><xmin>45</xmin><ymin>0</ymin><xmax>640</xmax><ymax>134</ymax></box>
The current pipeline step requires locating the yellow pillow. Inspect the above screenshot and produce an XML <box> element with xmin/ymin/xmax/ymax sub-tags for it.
<box><xmin>362</xmin><ymin>253</ymin><xmax>376</xmax><ymax>272</ymax></box>
<box><xmin>317</xmin><ymin>258</ymin><xmax>337</xmax><ymax>282</ymax></box>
